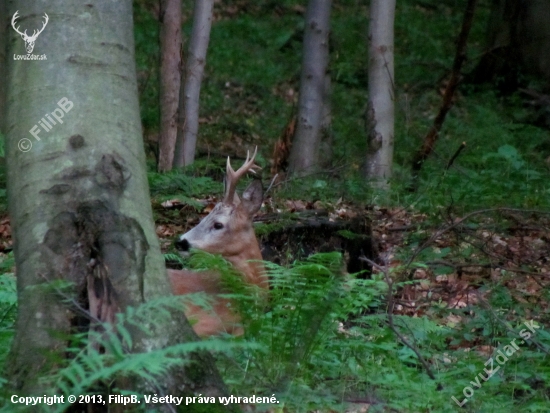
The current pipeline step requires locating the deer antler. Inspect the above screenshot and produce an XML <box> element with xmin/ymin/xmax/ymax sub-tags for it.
<box><xmin>223</xmin><ymin>147</ymin><xmax>261</xmax><ymax>205</ymax></box>
<box><xmin>11</xmin><ymin>11</ymin><xmax>25</xmax><ymax>38</ymax></box>
<box><xmin>11</xmin><ymin>11</ymin><xmax>48</xmax><ymax>40</ymax></box>
<box><xmin>31</xmin><ymin>13</ymin><xmax>49</xmax><ymax>40</ymax></box>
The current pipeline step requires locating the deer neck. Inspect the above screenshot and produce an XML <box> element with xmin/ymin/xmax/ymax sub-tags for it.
<box><xmin>225</xmin><ymin>237</ymin><xmax>266</xmax><ymax>289</ymax></box>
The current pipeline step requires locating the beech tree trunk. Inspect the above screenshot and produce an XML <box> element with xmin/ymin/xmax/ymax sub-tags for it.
<box><xmin>363</xmin><ymin>0</ymin><xmax>395</xmax><ymax>188</ymax></box>
<box><xmin>4</xmin><ymin>1</ymin><xmax>236</xmax><ymax>410</ymax></box>
<box><xmin>173</xmin><ymin>0</ymin><xmax>214</xmax><ymax>167</ymax></box>
<box><xmin>288</xmin><ymin>0</ymin><xmax>332</xmax><ymax>176</ymax></box>
<box><xmin>158</xmin><ymin>0</ymin><xmax>182</xmax><ymax>172</ymax></box>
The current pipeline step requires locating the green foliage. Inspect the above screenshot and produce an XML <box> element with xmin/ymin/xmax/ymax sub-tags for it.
<box><xmin>189</xmin><ymin>251</ymin><xmax>391</xmax><ymax>410</ymax></box>
<box><xmin>0</xmin><ymin>253</ymin><xmax>16</xmax><ymax>371</ymax></box>
<box><xmin>181</xmin><ymin>250</ymin><xmax>550</xmax><ymax>412</ymax></box>
<box><xmin>0</xmin><ymin>1</ymin><xmax>544</xmax><ymax>410</ymax></box>
<box><xmin>148</xmin><ymin>169</ymin><xmax>220</xmax><ymax>203</ymax></box>
<box><xmin>0</xmin><ymin>251</ymin><xmax>548</xmax><ymax>411</ymax></box>
<box><xmin>48</xmin><ymin>297</ymin><xmax>228</xmax><ymax>403</ymax></box>
<box><xmin>133</xmin><ymin>3</ymin><xmax>160</xmax><ymax>130</ymax></box>
<box><xmin>134</xmin><ymin>0</ymin><xmax>549</xmax><ymax>211</ymax></box>
<box><xmin>396</xmin><ymin>91</ymin><xmax>550</xmax><ymax>212</ymax></box>
<box><xmin>0</xmin><ymin>291</ymin><xmax>250</xmax><ymax>413</ymax></box>
<box><xmin>0</xmin><ymin>132</ymin><xmax>5</xmax><ymax>158</ymax></box>
<box><xmin>163</xmin><ymin>252</ymin><xmax>186</xmax><ymax>266</ymax></box>
<box><xmin>272</xmin><ymin>174</ymin><xmax>373</xmax><ymax>205</ymax></box>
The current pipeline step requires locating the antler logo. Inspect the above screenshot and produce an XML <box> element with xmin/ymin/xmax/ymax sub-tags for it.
<box><xmin>11</xmin><ymin>11</ymin><xmax>49</xmax><ymax>54</ymax></box>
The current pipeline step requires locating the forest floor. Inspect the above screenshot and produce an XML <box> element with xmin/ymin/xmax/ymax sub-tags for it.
<box><xmin>1</xmin><ymin>0</ymin><xmax>550</xmax><ymax>410</ymax></box>
<box><xmin>153</xmin><ymin>194</ymin><xmax>550</xmax><ymax>323</ymax></box>
<box><xmin>156</xmin><ymin>191</ymin><xmax>550</xmax><ymax>412</ymax></box>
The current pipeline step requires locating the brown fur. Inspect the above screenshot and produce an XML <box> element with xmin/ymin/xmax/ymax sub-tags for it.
<box><xmin>168</xmin><ymin>269</ymin><xmax>245</xmax><ymax>336</ymax></box>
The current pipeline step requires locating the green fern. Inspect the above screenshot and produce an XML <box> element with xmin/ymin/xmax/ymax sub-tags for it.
<box><xmin>186</xmin><ymin>251</ymin><xmax>389</xmax><ymax>411</ymax></box>
<box><xmin>148</xmin><ymin>170</ymin><xmax>219</xmax><ymax>201</ymax></box>
<box><xmin>163</xmin><ymin>252</ymin><xmax>186</xmax><ymax>265</ymax></box>
<box><xmin>0</xmin><ymin>266</ymin><xmax>16</xmax><ymax>371</ymax></box>
<box><xmin>22</xmin><ymin>294</ymin><xmax>251</xmax><ymax>413</ymax></box>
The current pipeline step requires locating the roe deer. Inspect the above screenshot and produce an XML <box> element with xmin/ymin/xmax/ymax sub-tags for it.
<box><xmin>167</xmin><ymin>148</ymin><xmax>267</xmax><ymax>336</ymax></box>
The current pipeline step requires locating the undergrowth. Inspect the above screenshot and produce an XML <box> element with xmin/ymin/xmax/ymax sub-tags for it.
<box><xmin>0</xmin><ymin>276</ymin><xmax>247</xmax><ymax>412</ymax></box>
<box><xmin>186</xmin><ymin>251</ymin><xmax>550</xmax><ymax>412</ymax></box>
<box><xmin>0</xmin><ymin>253</ymin><xmax>15</xmax><ymax>372</ymax></box>
<box><xmin>0</xmin><ymin>247</ymin><xmax>549</xmax><ymax>412</ymax></box>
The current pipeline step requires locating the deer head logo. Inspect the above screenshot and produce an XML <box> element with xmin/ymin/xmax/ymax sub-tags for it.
<box><xmin>11</xmin><ymin>11</ymin><xmax>49</xmax><ymax>54</ymax></box>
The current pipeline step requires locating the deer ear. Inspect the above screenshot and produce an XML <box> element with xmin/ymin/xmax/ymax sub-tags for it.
<box><xmin>241</xmin><ymin>180</ymin><xmax>263</xmax><ymax>216</ymax></box>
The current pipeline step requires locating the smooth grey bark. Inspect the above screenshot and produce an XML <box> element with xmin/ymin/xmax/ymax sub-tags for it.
<box><xmin>158</xmin><ymin>0</ymin><xmax>182</xmax><ymax>172</ymax></box>
<box><xmin>173</xmin><ymin>0</ymin><xmax>214</xmax><ymax>167</ymax></box>
<box><xmin>4</xmin><ymin>1</ymin><xmax>236</xmax><ymax>410</ymax></box>
<box><xmin>364</xmin><ymin>0</ymin><xmax>395</xmax><ymax>188</ymax></box>
<box><xmin>288</xmin><ymin>0</ymin><xmax>332</xmax><ymax>176</ymax></box>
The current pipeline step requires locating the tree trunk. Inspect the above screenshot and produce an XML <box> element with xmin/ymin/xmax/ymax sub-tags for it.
<box><xmin>288</xmin><ymin>0</ymin><xmax>332</xmax><ymax>176</ymax></box>
<box><xmin>470</xmin><ymin>0</ymin><xmax>550</xmax><ymax>90</ymax></box>
<box><xmin>158</xmin><ymin>0</ymin><xmax>182</xmax><ymax>172</ymax></box>
<box><xmin>363</xmin><ymin>0</ymin><xmax>395</xmax><ymax>188</ymax></box>
<box><xmin>173</xmin><ymin>0</ymin><xmax>215</xmax><ymax>167</ymax></box>
<box><xmin>4</xmin><ymin>1</ymin><xmax>236</xmax><ymax>410</ymax></box>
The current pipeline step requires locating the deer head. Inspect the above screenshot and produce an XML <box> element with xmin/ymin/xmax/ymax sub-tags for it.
<box><xmin>175</xmin><ymin>148</ymin><xmax>266</xmax><ymax>287</ymax></box>
<box><xmin>12</xmin><ymin>11</ymin><xmax>49</xmax><ymax>54</ymax></box>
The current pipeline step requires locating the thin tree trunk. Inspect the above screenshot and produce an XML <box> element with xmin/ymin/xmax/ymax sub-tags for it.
<box><xmin>174</xmin><ymin>0</ymin><xmax>214</xmax><ymax>167</ymax></box>
<box><xmin>158</xmin><ymin>0</ymin><xmax>182</xmax><ymax>172</ymax></box>
<box><xmin>410</xmin><ymin>0</ymin><xmax>477</xmax><ymax>190</ymax></box>
<box><xmin>363</xmin><ymin>0</ymin><xmax>395</xmax><ymax>188</ymax></box>
<box><xmin>4</xmin><ymin>1</ymin><xmax>237</xmax><ymax>410</ymax></box>
<box><xmin>288</xmin><ymin>0</ymin><xmax>332</xmax><ymax>176</ymax></box>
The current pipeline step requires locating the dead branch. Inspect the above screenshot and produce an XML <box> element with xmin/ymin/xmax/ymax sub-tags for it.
<box><xmin>410</xmin><ymin>0</ymin><xmax>477</xmax><ymax>190</ymax></box>
<box><xmin>446</xmin><ymin>141</ymin><xmax>467</xmax><ymax>170</ymax></box>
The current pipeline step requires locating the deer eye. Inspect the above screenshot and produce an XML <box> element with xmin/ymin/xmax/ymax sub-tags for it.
<box><xmin>213</xmin><ymin>222</ymin><xmax>224</xmax><ymax>230</ymax></box>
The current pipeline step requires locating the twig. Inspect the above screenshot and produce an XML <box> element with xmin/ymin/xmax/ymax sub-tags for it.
<box><xmin>264</xmin><ymin>173</ymin><xmax>279</xmax><ymax>194</ymax></box>
<box><xmin>446</xmin><ymin>141</ymin><xmax>466</xmax><ymax>170</ymax></box>
<box><xmin>359</xmin><ymin>255</ymin><xmax>440</xmax><ymax>384</ymax></box>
